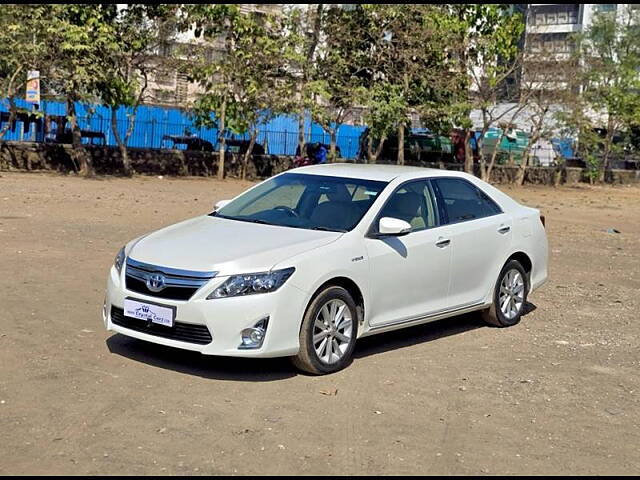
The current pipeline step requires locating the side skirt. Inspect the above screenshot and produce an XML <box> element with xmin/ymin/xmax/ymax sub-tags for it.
<box><xmin>359</xmin><ymin>302</ymin><xmax>487</xmax><ymax>338</ymax></box>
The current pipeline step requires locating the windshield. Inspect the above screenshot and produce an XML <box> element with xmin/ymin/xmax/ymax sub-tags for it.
<box><xmin>214</xmin><ymin>173</ymin><xmax>387</xmax><ymax>232</ymax></box>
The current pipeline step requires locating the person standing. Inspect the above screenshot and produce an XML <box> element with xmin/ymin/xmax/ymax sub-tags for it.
<box><xmin>315</xmin><ymin>142</ymin><xmax>328</xmax><ymax>164</ymax></box>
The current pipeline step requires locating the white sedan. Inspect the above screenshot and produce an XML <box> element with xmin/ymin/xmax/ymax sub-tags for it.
<box><xmin>103</xmin><ymin>164</ymin><xmax>548</xmax><ymax>374</ymax></box>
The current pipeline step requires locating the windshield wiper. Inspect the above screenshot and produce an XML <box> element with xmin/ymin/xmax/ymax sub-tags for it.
<box><xmin>245</xmin><ymin>218</ymin><xmax>274</xmax><ymax>225</ymax></box>
<box><xmin>312</xmin><ymin>226</ymin><xmax>347</xmax><ymax>233</ymax></box>
<box><xmin>214</xmin><ymin>214</ymin><xmax>343</xmax><ymax>232</ymax></box>
<box><xmin>211</xmin><ymin>213</ymin><xmax>274</xmax><ymax>225</ymax></box>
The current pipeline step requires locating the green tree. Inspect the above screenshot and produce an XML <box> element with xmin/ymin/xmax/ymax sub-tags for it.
<box><xmin>573</xmin><ymin>5</ymin><xmax>640</xmax><ymax>182</ymax></box>
<box><xmin>514</xmin><ymin>46</ymin><xmax>567</xmax><ymax>186</ymax></box>
<box><xmin>358</xmin><ymin>83</ymin><xmax>407</xmax><ymax>163</ymax></box>
<box><xmin>306</xmin><ymin>5</ymin><xmax>373</xmax><ymax>162</ymax></box>
<box><xmin>184</xmin><ymin>5</ymin><xmax>286</xmax><ymax>179</ymax></box>
<box><xmin>45</xmin><ymin>4</ymin><xmax>120</xmax><ymax>176</ymax></box>
<box><xmin>98</xmin><ymin>5</ymin><xmax>179</xmax><ymax>176</ymax></box>
<box><xmin>0</xmin><ymin>5</ymin><xmax>53</xmax><ymax>140</ymax></box>
<box><xmin>280</xmin><ymin>5</ymin><xmax>325</xmax><ymax>160</ymax></box>
<box><xmin>361</xmin><ymin>4</ymin><xmax>461</xmax><ymax>165</ymax></box>
<box><xmin>446</xmin><ymin>5</ymin><xmax>525</xmax><ymax>178</ymax></box>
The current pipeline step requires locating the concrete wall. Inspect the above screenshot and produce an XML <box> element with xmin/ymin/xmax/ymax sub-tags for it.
<box><xmin>1</xmin><ymin>142</ymin><xmax>639</xmax><ymax>185</ymax></box>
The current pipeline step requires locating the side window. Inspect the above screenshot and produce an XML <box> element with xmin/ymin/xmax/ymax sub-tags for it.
<box><xmin>377</xmin><ymin>180</ymin><xmax>438</xmax><ymax>232</ymax></box>
<box><xmin>433</xmin><ymin>178</ymin><xmax>501</xmax><ymax>224</ymax></box>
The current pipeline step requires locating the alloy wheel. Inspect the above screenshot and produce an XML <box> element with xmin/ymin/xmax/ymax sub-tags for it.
<box><xmin>499</xmin><ymin>269</ymin><xmax>525</xmax><ymax>320</ymax></box>
<box><xmin>312</xmin><ymin>299</ymin><xmax>353</xmax><ymax>364</ymax></box>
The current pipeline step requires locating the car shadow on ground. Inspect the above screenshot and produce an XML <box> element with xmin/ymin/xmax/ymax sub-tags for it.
<box><xmin>354</xmin><ymin>312</ymin><xmax>485</xmax><ymax>359</ymax></box>
<box><xmin>106</xmin><ymin>334</ymin><xmax>296</xmax><ymax>382</ymax></box>
<box><xmin>106</xmin><ymin>302</ymin><xmax>537</xmax><ymax>380</ymax></box>
<box><xmin>354</xmin><ymin>302</ymin><xmax>537</xmax><ymax>359</ymax></box>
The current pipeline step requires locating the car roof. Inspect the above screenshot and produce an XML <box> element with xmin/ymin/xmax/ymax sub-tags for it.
<box><xmin>290</xmin><ymin>163</ymin><xmax>470</xmax><ymax>183</ymax></box>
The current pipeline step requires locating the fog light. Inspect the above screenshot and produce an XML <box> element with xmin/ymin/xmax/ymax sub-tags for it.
<box><xmin>239</xmin><ymin>317</ymin><xmax>269</xmax><ymax>350</ymax></box>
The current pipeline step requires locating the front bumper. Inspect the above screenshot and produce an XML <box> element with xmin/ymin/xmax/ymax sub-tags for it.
<box><xmin>103</xmin><ymin>266</ymin><xmax>308</xmax><ymax>358</ymax></box>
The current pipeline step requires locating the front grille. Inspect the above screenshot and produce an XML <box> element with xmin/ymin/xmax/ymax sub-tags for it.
<box><xmin>111</xmin><ymin>306</ymin><xmax>212</xmax><ymax>345</ymax></box>
<box><xmin>125</xmin><ymin>257</ymin><xmax>217</xmax><ymax>301</ymax></box>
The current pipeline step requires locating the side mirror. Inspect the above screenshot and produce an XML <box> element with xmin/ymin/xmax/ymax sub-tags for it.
<box><xmin>214</xmin><ymin>199</ymin><xmax>231</xmax><ymax>211</ymax></box>
<box><xmin>377</xmin><ymin>217</ymin><xmax>412</xmax><ymax>237</ymax></box>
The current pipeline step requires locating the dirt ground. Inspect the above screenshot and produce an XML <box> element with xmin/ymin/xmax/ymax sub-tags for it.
<box><xmin>1</xmin><ymin>171</ymin><xmax>639</xmax><ymax>475</ymax></box>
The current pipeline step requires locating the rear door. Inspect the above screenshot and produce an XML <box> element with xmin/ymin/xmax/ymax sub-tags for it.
<box><xmin>431</xmin><ymin>177</ymin><xmax>512</xmax><ymax>309</ymax></box>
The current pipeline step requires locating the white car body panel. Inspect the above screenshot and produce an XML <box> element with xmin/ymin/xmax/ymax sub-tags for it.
<box><xmin>104</xmin><ymin>164</ymin><xmax>548</xmax><ymax>358</ymax></box>
<box><xmin>445</xmin><ymin>213</ymin><xmax>513</xmax><ymax>308</ymax></box>
<box><xmin>129</xmin><ymin>215</ymin><xmax>341</xmax><ymax>275</ymax></box>
<box><xmin>364</xmin><ymin>227</ymin><xmax>452</xmax><ymax>327</ymax></box>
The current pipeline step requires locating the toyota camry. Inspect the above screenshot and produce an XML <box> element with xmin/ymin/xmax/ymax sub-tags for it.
<box><xmin>103</xmin><ymin>164</ymin><xmax>548</xmax><ymax>374</ymax></box>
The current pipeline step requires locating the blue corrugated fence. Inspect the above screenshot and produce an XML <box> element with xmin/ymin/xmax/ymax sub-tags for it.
<box><xmin>0</xmin><ymin>98</ymin><xmax>365</xmax><ymax>159</ymax></box>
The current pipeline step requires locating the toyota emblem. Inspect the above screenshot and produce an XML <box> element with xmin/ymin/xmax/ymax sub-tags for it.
<box><xmin>146</xmin><ymin>273</ymin><xmax>166</xmax><ymax>292</ymax></box>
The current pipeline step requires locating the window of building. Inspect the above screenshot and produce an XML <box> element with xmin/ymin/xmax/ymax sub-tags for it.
<box><xmin>531</xmin><ymin>5</ymin><xmax>580</xmax><ymax>26</ymax></box>
<box><xmin>594</xmin><ymin>4</ymin><xmax>617</xmax><ymax>13</ymax></box>
<box><xmin>154</xmin><ymin>69</ymin><xmax>176</xmax><ymax>87</ymax></box>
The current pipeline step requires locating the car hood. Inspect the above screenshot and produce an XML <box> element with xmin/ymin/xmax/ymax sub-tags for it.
<box><xmin>127</xmin><ymin>215</ymin><xmax>342</xmax><ymax>276</ymax></box>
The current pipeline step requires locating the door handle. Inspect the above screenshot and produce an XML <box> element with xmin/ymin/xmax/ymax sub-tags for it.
<box><xmin>435</xmin><ymin>238</ymin><xmax>451</xmax><ymax>248</ymax></box>
<box><xmin>498</xmin><ymin>226</ymin><xmax>511</xmax><ymax>234</ymax></box>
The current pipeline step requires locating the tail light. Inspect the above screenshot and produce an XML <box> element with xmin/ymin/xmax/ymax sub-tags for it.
<box><xmin>540</xmin><ymin>214</ymin><xmax>546</xmax><ymax>228</ymax></box>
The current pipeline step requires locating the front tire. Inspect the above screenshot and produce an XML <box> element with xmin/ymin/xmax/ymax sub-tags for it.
<box><xmin>291</xmin><ymin>286</ymin><xmax>358</xmax><ymax>375</ymax></box>
<box><xmin>482</xmin><ymin>260</ymin><xmax>529</xmax><ymax>327</ymax></box>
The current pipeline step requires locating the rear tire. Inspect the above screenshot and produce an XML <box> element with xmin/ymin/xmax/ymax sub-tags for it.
<box><xmin>482</xmin><ymin>260</ymin><xmax>529</xmax><ymax>327</ymax></box>
<box><xmin>291</xmin><ymin>286</ymin><xmax>358</xmax><ymax>375</ymax></box>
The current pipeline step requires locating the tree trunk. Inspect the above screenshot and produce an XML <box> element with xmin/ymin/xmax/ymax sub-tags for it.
<box><xmin>0</xmin><ymin>96</ymin><xmax>18</xmax><ymax>141</ymax></box>
<box><xmin>599</xmin><ymin>119</ymin><xmax>615</xmax><ymax>183</ymax></box>
<box><xmin>463</xmin><ymin>129</ymin><xmax>474</xmax><ymax>174</ymax></box>
<box><xmin>0</xmin><ymin>68</ymin><xmax>22</xmax><ymax>141</ymax></box>
<box><xmin>111</xmin><ymin>107</ymin><xmax>133</xmax><ymax>176</ymax></box>
<box><xmin>486</xmin><ymin>131</ymin><xmax>507</xmax><ymax>183</ymax></box>
<box><xmin>297</xmin><ymin>109</ymin><xmax>305</xmax><ymax>158</ymax></box>
<box><xmin>515</xmin><ymin>154</ymin><xmax>527</xmax><ymax>186</ymax></box>
<box><xmin>329</xmin><ymin>129</ymin><xmax>337</xmax><ymax>163</ymax></box>
<box><xmin>367</xmin><ymin>135</ymin><xmax>386</xmax><ymax>164</ymax></box>
<box><xmin>67</xmin><ymin>97</ymin><xmax>92</xmax><ymax>176</ymax></box>
<box><xmin>516</xmin><ymin>133</ymin><xmax>541</xmax><ymax>187</ymax></box>
<box><xmin>476</xmin><ymin>126</ymin><xmax>490</xmax><ymax>181</ymax></box>
<box><xmin>241</xmin><ymin>128</ymin><xmax>258</xmax><ymax>180</ymax></box>
<box><xmin>553</xmin><ymin>165</ymin><xmax>563</xmax><ymax>187</ymax></box>
<box><xmin>397</xmin><ymin>123</ymin><xmax>405</xmax><ymax>165</ymax></box>
<box><xmin>295</xmin><ymin>3</ymin><xmax>323</xmax><ymax>160</ymax></box>
<box><xmin>479</xmin><ymin>153</ymin><xmax>487</xmax><ymax>181</ymax></box>
<box><xmin>217</xmin><ymin>99</ymin><xmax>227</xmax><ymax>181</ymax></box>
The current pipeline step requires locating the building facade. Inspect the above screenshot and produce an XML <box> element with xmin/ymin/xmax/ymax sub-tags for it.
<box><xmin>145</xmin><ymin>4</ymin><xmax>284</xmax><ymax>108</ymax></box>
<box><xmin>522</xmin><ymin>4</ymin><xmax>637</xmax><ymax>90</ymax></box>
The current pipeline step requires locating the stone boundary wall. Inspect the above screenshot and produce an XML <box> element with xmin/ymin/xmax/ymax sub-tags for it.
<box><xmin>2</xmin><ymin>141</ymin><xmax>639</xmax><ymax>185</ymax></box>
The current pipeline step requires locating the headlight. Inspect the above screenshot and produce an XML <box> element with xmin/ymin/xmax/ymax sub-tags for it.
<box><xmin>207</xmin><ymin>267</ymin><xmax>295</xmax><ymax>299</ymax></box>
<box><xmin>114</xmin><ymin>246</ymin><xmax>125</xmax><ymax>274</ymax></box>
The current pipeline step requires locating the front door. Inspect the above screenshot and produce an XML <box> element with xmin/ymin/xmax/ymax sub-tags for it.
<box><xmin>365</xmin><ymin>180</ymin><xmax>452</xmax><ymax>327</ymax></box>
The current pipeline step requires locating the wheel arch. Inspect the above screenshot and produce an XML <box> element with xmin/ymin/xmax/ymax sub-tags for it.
<box><xmin>502</xmin><ymin>251</ymin><xmax>533</xmax><ymax>296</ymax></box>
<box><xmin>506</xmin><ymin>251</ymin><xmax>532</xmax><ymax>276</ymax></box>
<box><xmin>302</xmin><ymin>276</ymin><xmax>365</xmax><ymax>331</ymax></box>
<box><xmin>482</xmin><ymin>250</ymin><xmax>535</xmax><ymax>308</ymax></box>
